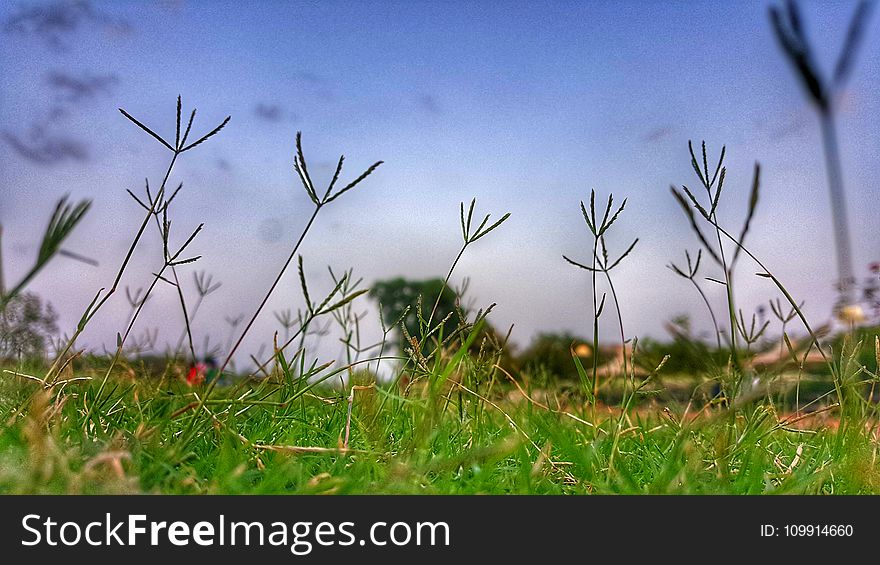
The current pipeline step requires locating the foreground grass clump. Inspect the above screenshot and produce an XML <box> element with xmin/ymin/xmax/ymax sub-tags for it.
<box><xmin>2</xmin><ymin>93</ymin><xmax>878</xmax><ymax>495</ymax></box>
<box><xmin>0</xmin><ymin>359</ymin><xmax>878</xmax><ymax>495</ymax></box>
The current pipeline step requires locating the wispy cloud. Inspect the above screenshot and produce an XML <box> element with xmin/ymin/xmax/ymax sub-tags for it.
<box><xmin>254</xmin><ymin>102</ymin><xmax>284</xmax><ymax>122</ymax></box>
<box><xmin>769</xmin><ymin>115</ymin><xmax>808</xmax><ymax>141</ymax></box>
<box><xmin>46</xmin><ymin>105</ymin><xmax>69</xmax><ymax>123</ymax></box>
<box><xmin>2</xmin><ymin>126</ymin><xmax>89</xmax><ymax>164</ymax></box>
<box><xmin>415</xmin><ymin>93</ymin><xmax>441</xmax><ymax>115</ymax></box>
<box><xmin>292</xmin><ymin>71</ymin><xmax>325</xmax><ymax>86</ymax></box>
<box><xmin>48</xmin><ymin>70</ymin><xmax>119</xmax><ymax>102</ymax></box>
<box><xmin>159</xmin><ymin>0</ymin><xmax>185</xmax><ymax>13</ymax></box>
<box><xmin>642</xmin><ymin>126</ymin><xmax>673</xmax><ymax>143</ymax></box>
<box><xmin>257</xmin><ymin>217</ymin><xmax>284</xmax><ymax>243</ymax></box>
<box><xmin>2</xmin><ymin>69</ymin><xmax>118</xmax><ymax>164</ymax></box>
<box><xmin>3</xmin><ymin>0</ymin><xmax>132</xmax><ymax>50</ymax></box>
<box><xmin>290</xmin><ymin>71</ymin><xmax>334</xmax><ymax>101</ymax></box>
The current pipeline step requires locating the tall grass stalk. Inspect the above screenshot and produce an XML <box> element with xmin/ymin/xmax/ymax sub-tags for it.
<box><xmin>770</xmin><ymin>0</ymin><xmax>875</xmax><ymax>312</ymax></box>
<box><xmin>364</xmin><ymin>202</ymin><xmax>509</xmax><ymax>434</ymax></box>
<box><xmin>564</xmin><ymin>190</ymin><xmax>634</xmax><ymax>398</ymax></box>
<box><xmin>169</xmin><ymin>136</ymin><xmax>382</xmax><ymax>452</ymax></box>
<box><xmin>672</xmin><ymin>142</ymin><xmax>760</xmax><ymax>397</ymax></box>
<box><xmin>44</xmin><ymin>98</ymin><xmax>228</xmax><ymax>387</ymax></box>
<box><xmin>423</xmin><ymin>199</ymin><xmax>510</xmax><ymax>338</ymax></box>
<box><xmin>218</xmin><ymin>133</ymin><xmax>382</xmax><ymax>377</ymax></box>
<box><xmin>81</xmin><ymin>98</ymin><xmax>229</xmax><ymax>422</ymax></box>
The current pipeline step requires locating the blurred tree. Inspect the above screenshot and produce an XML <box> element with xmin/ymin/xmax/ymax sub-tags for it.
<box><xmin>370</xmin><ymin>277</ymin><xmax>459</xmax><ymax>352</ymax></box>
<box><xmin>0</xmin><ymin>292</ymin><xmax>58</xmax><ymax>359</ymax></box>
<box><xmin>515</xmin><ymin>332</ymin><xmax>593</xmax><ymax>383</ymax></box>
<box><xmin>371</xmin><ymin>277</ymin><xmax>516</xmax><ymax>379</ymax></box>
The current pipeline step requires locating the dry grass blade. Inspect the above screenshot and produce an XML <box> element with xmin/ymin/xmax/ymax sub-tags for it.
<box><xmin>495</xmin><ymin>364</ymin><xmax>597</xmax><ymax>429</ymax></box>
<box><xmin>343</xmin><ymin>384</ymin><xmax>375</xmax><ymax>450</ymax></box>
<box><xmin>253</xmin><ymin>444</ymin><xmax>375</xmax><ymax>456</ymax></box>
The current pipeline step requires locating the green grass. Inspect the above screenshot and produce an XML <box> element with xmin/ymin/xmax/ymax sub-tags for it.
<box><xmin>1</xmin><ymin>97</ymin><xmax>879</xmax><ymax>495</ymax></box>
<box><xmin>1</xmin><ymin>351</ymin><xmax>879</xmax><ymax>495</ymax></box>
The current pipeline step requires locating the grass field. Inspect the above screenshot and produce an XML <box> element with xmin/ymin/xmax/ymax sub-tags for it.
<box><xmin>1</xmin><ymin>96</ymin><xmax>879</xmax><ymax>496</ymax></box>
<box><xmin>1</xmin><ymin>346</ymin><xmax>879</xmax><ymax>495</ymax></box>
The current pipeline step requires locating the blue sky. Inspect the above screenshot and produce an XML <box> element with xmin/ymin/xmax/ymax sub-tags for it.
<box><xmin>1</xmin><ymin>0</ymin><xmax>878</xmax><ymax>365</ymax></box>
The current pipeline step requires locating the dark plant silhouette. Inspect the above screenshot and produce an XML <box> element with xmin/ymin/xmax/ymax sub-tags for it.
<box><xmin>769</xmin><ymin>0</ymin><xmax>875</xmax><ymax>317</ymax></box>
<box><xmin>565</xmin><ymin>190</ymin><xmax>637</xmax><ymax>397</ymax></box>
<box><xmin>670</xmin><ymin>141</ymin><xmax>760</xmax><ymax>373</ymax></box>
<box><xmin>218</xmin><ymin>132</ymin><xmax>383</xmax><ymax>378</ymax></box>
<box><xmin>0</xmin><ymin>196</ymin><xmax>91</xmax><ymax>311</ymax></box>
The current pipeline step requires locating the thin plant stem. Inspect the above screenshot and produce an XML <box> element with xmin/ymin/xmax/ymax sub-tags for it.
<box><xmin>709</xmin><ymin>202</ymin><xmax>741</xmax><ymax>375</ymax></box>
<box><xmin>219</xmin><ymin>206</ymin><xmax>321</xmax><ymax>376</ymax></box>
<box><xmin>819</xmin><ymin>111</ymin><xmax>855</xmax><ymax>306</ymax></box>
<box><xmin>691</xmin><ymin>278</ymin><xmax>722</xmax><ymax>349</ymax></box>
<box><xmin>147</xmin><ymin>205</ymin><xmax>196</xmax><ymax>362</ymax></box>
<box><xmin>590</xmin><ymin>236</ymin><xmax>600</xmax><ymax>400</ymax></box>
<box><xmin>46</xmin><ymin>151</ymin><xmax>180</xmax><ymax>383</ymax></box>
<box><xmin>424</xmin><ymin>245</ymin><xmax>466</xmax><ymax>343</ymax></box>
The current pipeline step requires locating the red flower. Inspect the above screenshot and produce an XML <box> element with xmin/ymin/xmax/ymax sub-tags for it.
<box><xmin>186</xmin><ymin>363</ymin><xmax>207</xmax><ymax>386</ymax></box>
